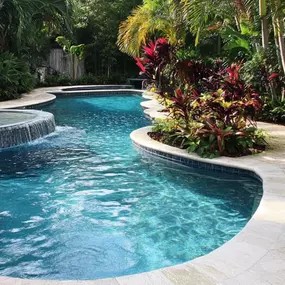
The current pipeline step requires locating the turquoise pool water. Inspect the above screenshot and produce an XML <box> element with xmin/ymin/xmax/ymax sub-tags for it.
<box><xmin>0</xmin><ymin>95</ymin><xmax>262</xmax><ymax>280</ymax></box>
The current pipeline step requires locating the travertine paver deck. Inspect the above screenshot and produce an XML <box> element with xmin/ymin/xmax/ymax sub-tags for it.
<box><xmin>0</xmin><ymin>87</ymin><xmax>58</xmax><ymax>109</ymax></box>
<box><xmin>130</xmin><ymin>96</ymin><xmax>285</xmax><ymax>285</ymax></box>
<box><xmin>0</xmin><ymin>88</ymin><xmax>285</xmax><ymax>284</ymax></box>
<box><xmin>0</xmin><ymin>86</ymin><xmax>138</xmax><ymax>109</ymax></box>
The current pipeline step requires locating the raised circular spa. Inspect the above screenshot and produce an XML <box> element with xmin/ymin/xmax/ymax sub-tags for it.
<box><xmin>0</xmin><ymin>109</ymin><xmax>55</xmax><ymax>148</ymax></box>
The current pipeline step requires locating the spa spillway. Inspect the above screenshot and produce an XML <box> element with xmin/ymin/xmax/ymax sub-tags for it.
<box><xmin>0</xmin><ymin>109</ymin><xmax>56</xmax><ymax>148</ymax></box>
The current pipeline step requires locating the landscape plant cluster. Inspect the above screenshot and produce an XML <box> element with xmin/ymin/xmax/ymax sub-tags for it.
<box><xmin>0</xmin><ymin>53</ymin><xmax>35</xmax><ymax>100</ymax></box>
<box><xmin>136</xmin><ymin>39</ymin><xmax>267</xmax><ymax>157</ymax></box>
<box><xmin>0</xmin><ymin>0</ymin><xmax>141</xmax><ymax>100</ymax></box>
<box><xmin>1</xmin><ymin>0</ymin><xmax>285</xmax><ymax>127</ymax></box>
<box><xmin>118</xmin><ymin>0</ymin><xmax>285</xmax><ymax>125</ymax></box>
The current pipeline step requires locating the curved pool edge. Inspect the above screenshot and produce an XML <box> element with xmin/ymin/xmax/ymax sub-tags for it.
<box><xmin>0</xmin><ymin>89</ymin><xmax>56</xmax><ymax>109</ymax></box>
<box><xmin>0</xmin><ymin>85</ymin><xmax>146</xmax><ymax>110</ymax></box>
<box><xmin>0</xmin><ymin>87</ymin><xmax>285</xmax><ymax>284</ymax></box>
<box><xmin>129</xmin><ymin>125</ymin><xmax>285</xmax><ymax>285</ymax></box>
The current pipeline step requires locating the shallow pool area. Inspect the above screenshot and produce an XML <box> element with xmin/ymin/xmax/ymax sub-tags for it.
<box><xmin>0</xmin><ymin>94</ymin><xmax>262</xmax><ymax>280</ymax></box>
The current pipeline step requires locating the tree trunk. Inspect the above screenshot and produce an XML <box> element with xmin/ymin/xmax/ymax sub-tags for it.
<box><xmin>276</xmin><ymin>16</ymin><xmax>285</xmax><ymax>75</ymax></box>
<box><xmin>259</xmin><ymin>0</ymin><xmax>269</xmax><ymax>49</ymax></box>
<box><xmin>261</xmin><ymin>17</ymin><xmax>269</xmax><ymax>48</ymax></box>
<box><xmin>269</xmin><ymin>82</ymin><xmax>278</xmax><ymax>102</ymax></box>
<box><xmin>271</xmin><ymin>0</ymin><xmax>285</xmax><ymax>75</ymax></box>
<box><xmin>272</xmin><ymin>13</ymin><xmax>283</xmax><ymax>68</ymax></box>
<box><xmin>278</xmin><ymin>34</ymin><xmax>285</xmax><ymax>75</ymax></box>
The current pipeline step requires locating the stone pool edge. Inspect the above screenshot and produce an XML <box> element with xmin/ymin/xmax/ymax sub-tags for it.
<box><xmin>130</xmin><ymin>94</ymin><xmax>285</xmax><ymax>285</ymax></box>
<box><xmin>0</xmin><ymin>85</ymin><xmax>146</xmax><ymax>109</ymax></box>
<box><xmin>130</xmin><ymin>125</ymin><xmax>285</xmax><ymax>285</ymax></box>
<box><xmin>0</xmin><ymin>87</ymin><xmax>284</xmax><ymax>284</ymax></box>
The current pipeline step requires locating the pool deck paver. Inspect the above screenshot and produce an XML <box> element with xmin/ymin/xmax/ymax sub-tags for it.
<box><xmin>0</xmin><ymin>88</ymin><xmax>57</xmax><ymax>109</ymax></box>
<box><xmin>0</xmin><ymin>87</ymin><xmax>285</xmax><ymax>284</ymax></box>
<box><xmin>0</xmin><ymin>86</ymin><xmax>142</xmax><ymax>109</ymax></box>
<box><xmin>130</xmin><ymin>94</ymin><xmax>285</xmax><ymax>285</ymax></box>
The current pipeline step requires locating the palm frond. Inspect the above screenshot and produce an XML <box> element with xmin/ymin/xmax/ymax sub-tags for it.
<box><xmin>117</xmin><ymin>0</ymin><xmax>187</xmax><ymax>56</ymax></box>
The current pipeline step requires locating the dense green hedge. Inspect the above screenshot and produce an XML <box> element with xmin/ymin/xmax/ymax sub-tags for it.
<box><xmin>0</xmin><ymin>52</ymin><xmax>35</xmax><ymax>101</ymax></box>
<box><xmin>37</xmin><ymin>73</ymin><xmax>129</xmax><ymax>88</ymax></box>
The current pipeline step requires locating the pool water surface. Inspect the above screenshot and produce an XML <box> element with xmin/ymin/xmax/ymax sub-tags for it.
<box><xmin>0</xmin><ymin>95</ymin><xmax>262</xmax><ymax>280</ymax></box>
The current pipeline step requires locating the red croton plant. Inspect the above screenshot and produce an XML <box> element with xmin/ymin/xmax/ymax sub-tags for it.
<box><xmin>137</xmin><ymin>39</ymin><xmax>266</xmax><ymax>157</ymax></box>
<box><xmin>190</xmin><ymin>64</ymin><xmax>264</xmax><ymax>156</ymax></box>
<box><xmin>135</xmin><ymin>38</ymin><xmax>172</xmax><ymax>89</ymax></box>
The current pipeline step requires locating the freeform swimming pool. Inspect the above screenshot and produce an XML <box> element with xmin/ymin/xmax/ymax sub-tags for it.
<box><xmin>0</xmin><ymin>94</ymin><xmax>262</xmax><ymax>280</ymax></box>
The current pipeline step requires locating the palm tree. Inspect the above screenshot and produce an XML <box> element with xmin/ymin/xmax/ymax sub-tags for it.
<box><xmin>182</xmin><ymin>0</ymin><xmax>240</xmax><ymax>46</ymax></box>
<box><xmin>183</xmin><ymin>0</ymin><xmax>285</xmax><ymax>74</ymax></box>
<box><xmin>258</xmin><ymin>0</ymin><xmax>269</xmax><ymax>48</ymax></box>
<box><xmin>117</xmin><ymin>0</ymin><xmax>186</xmax><ymax>56</ymax></box>
<box><xmin>0</xmin><ymin>0</ymin><xmax>72</xmax><ymax>53</ymax></box>
<box><xmin>244</xmin><ymin>0</ymin><xmax>285</xmax><ymax>72</ymax></box>
<box><xmin>271</xmin><ymin>0</ymin><xmax>285</xmax><ymax>74</ymax></box>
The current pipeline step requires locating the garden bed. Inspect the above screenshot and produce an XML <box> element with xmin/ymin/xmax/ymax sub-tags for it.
<box><xmin>148</xmin><ymin>131</ymin><xmax>266</xmax><ymax>157</ymax></box>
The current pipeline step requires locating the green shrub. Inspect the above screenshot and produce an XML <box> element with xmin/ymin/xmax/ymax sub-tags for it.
<box><xmin>241</xmin><ymin>49</ymin><xmax>284</xmax><ymax>103</ymax></box>
<box><xmin>38</xmin><ymin>75</ymin><xmax>73</xmax><ymax>87</ymax></box>
<box><xmin>152</xmin><ymin>118</ymin><xmax>184</xmax><ymax>133</ymax></box>
<box><xmin>152</xmin><ymin>118</ymin><xmax>198</xmax><ymax>149</ymax></box>
<box><xmin>38</xmin><ymin>73</ymin><xmax>128</xmax><ymax>87</ymax></box>
<box><xmin>258</xmin><ymin>99</ymin><xmax>285</xmax><ymax>124</ymax></box>
<box><xmin>187</xmin><ymin>126</ymin><xmax>267</xmax><ymax>158</ymax></box>
<box><xmin>0</xmin><ymin>52</ymin><xmax>35</xmax><ymax>101</ymax></box>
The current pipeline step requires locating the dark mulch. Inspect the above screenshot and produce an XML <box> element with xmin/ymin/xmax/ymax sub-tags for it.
<box><xmin>148</xmin><ymin>131</ymin><xmax>164</xmax><ymax>142</ymax></box>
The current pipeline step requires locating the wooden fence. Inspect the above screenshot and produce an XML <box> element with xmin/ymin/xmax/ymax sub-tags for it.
<box><xmin>47</xmin><ymin>48</ymin><xmax>85</xmax><ymax>79</ymax></box>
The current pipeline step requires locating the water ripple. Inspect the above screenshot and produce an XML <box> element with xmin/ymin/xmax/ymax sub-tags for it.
<box><xmin>0</xmin><ymin>95</ymin><xmax>262</xmax><ymax>280</ymax></box>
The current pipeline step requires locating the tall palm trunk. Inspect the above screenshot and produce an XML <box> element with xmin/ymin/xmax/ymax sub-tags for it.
<box><xmin>278</xmin><ymin>37</ymin><xmax>285</xmax><ymax>75</ymax></box>
<box><xmin>273</xmin><ymin>0</ymin><xmax>285</xmax><ymax>75</ymax></box>
<box><xmin>259</xmin><ymin>0</ymin><xmax>269</xmax><ymax>48</ymax></box>
<box><xmin>272</xmin><ymin>12</ymin><xmax>283</xmax><ymax>68</ymax></box>
<box><xmin>276</xmin><ymin>19</ymin><xmax>285</xmax><ymax>75</ymax></box>
<box><xmin>261</xmin><ymin>17</ymin><xmax>269</xmax><ymax>48</ymax></box>
<box><xmin>269</xmin><ymin>0</ymin><xmax>285</xmax><ymax>102</ymax></box>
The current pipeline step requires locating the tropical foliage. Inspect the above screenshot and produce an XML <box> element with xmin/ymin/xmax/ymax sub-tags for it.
<box><xmin>118</xmin><ymin>0</ymin><xmax>285</xmax><ymax>124</ymax></box>
<box><xmin>117</xmin><ymin>0</ymin><xmax>186</xmax><ymax>56</ymax></box>
<box><xmin>0</xmin><ymin>0</ymin><xmax>142</xmax><ymax>100</ymax></box>
<box><xmin>0</xmin><ymin>0</ymin><xmax>72</xmax><ymax>62</ymax></box>
<box><xmin>138</xmin><ymin>39</ymin><xmax>267</xmax><ymax>157</ymax></box>
<box><xmin>70</xmin><ymin>0</ymin><xmax>142</xmax><ymax>76</ymax></box>
<box><xmin>38</xmin><ymin>73</ymin><xmax>128</xmax><ymax>88</ymax></box>
<box><xmin>0</xmin><ymin>52</ymin><xmax>34</xmax><ymax>100</ymax></box>
<box><xmin>0</xmin><ymin>0</ymin><xmax>72</xmax><ymax>99</ymax></box>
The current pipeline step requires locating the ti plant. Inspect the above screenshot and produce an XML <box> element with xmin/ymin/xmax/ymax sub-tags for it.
<box><xmin>138</xmin><ymin>39</ymin><xmax>267</xmax><ymax>157</ymax></box>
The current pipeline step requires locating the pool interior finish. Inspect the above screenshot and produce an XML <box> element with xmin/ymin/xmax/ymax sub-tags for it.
<box><xmin>0</xmin><ymin>95</ymin><xmax>262</xmax><ymax>280</ymax></box>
